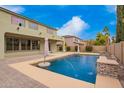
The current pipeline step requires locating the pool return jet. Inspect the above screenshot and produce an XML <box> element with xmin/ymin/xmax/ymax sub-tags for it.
<box><xmin>38</xmin><ymin>36</ymin><xmax>51</xmax><ymax>68</ymax></box>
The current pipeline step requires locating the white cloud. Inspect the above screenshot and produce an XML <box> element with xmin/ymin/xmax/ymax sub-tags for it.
<box><xmin>0</xmin><ymin>5</ymin><xmax>25</xmax><ymax>13</ymax></box>
<box><xmin>105</xmin><ymin>5</ymin><xmax>116</xmax><ymax>13</ymax></box>
<box><xmin>57</xmin><ymin>16</ymin><xmax>89</xmax><ymax>37</ymax></box>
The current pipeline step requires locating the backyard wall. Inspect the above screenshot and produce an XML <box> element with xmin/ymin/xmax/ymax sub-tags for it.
<box><xmin>107</xmin><ymin>41</ymin><xmax>124</xmax><ymax>64</ymax></box>
<box><xmin>80</xmin><ymin>45</ymin><xmax>86</xmax><ymax>52</ymax></box>
<box><xmin>92</xmin><ymin>45</ymin><xmax>106</xmax><ymax>53</ymax></box>
<box><xmin>80</xmin><ymin>45</ymin><xmax>106</xmax><ymax>53</ymax></box>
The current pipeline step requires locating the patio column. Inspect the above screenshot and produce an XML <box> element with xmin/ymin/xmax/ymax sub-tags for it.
<box><xmin>0</xmin><ymin>34</ymin><xmax>4</xmax><ymax>59</ymax></box>
<box><xmin>30</xmin><ymin>40</ymin><xmax>32</xmax><ymax>50</ymax></box>
<box><xmin>77</xmin><ymin>44</ymin><xmax>80</xmax><ymax>52</ymax></box>
<box><xmin>63</xmin><ymin>41</ymin><xmax>66</xmax><ymax>52</ymax></box>
<box><xmin>44</xmin><ymin>37</ymin><xmax>49</xmax><ymax>56</ymax></box>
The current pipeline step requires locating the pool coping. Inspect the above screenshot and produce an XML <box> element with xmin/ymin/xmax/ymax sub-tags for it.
<box><xmin>95</xmin><ymin>74</ymin><xmax>122</xmax><ymax>88</ymax></box>
<box><xmin>95</xmin><ymin>55</ymin><xmax>122</xmax><ymax>88</ymax></box>
<box><xmin>8</xmin><ymin>52</ymin><xmax>122</xmax><ymax>88</ymax></box>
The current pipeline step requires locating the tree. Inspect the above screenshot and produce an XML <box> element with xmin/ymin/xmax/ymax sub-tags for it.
<box><xmin>103</xmin><ymin>26</ymin><xmax>110</xmax><ymax>36</ymax></box>
<box><xmin>95</xmin><ymin>26</ymin><xmax>110</xmax><ymax>45</ymax></box>
<box><xmin>87</xmin><ymin>40</ymin><xmax>96</xmax><ymax>46</ymax></box>
<box><xmin>95</xmin><ymin>32</ymin><xmax>106</xmax><ymax>45</ymax></box>
<box><xmin>116</xmin><ymin>5</ymin><xmax>124</xmax><ymax>42</ymax></box>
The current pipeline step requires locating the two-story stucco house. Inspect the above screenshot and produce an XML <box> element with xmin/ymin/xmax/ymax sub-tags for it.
<box><xmin>0</xmin><ymin>7</ymin><xmax>65</xmax><ymax>59</ymax></box>
<box><xmin>63</xmin><ymin>35</ymin><xmax>86</xmax><ymax>52</ymax></box>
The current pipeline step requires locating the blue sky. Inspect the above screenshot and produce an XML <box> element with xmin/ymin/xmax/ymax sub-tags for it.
<box><xmin>1</xmin><ymin>5</ymin><xmax>116</xmax><ymax>40</ymax></box>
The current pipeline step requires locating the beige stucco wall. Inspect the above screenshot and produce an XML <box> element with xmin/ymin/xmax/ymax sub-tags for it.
<box><xmin>70</xmin><ymin>46</ymin><xmax>76</xmax><ymax>52</ymax></box>
<box><xmin>107</xmin><ymin>41</ymin><xmax>124</xmax><ymax>64</ymax></box>
<box><xmin>92</xmin><ymin>46</ymin><xmax>106</xmax><ymax>53</ymax></box>
<box><xmin>65</xmin><ymin>37</ymin><xmax>75</xmax><ymax>46</ymax></box>
<box><xmin>0</xmin><ymin>10</ymin><xmax>61</xmax><ymax>39</ymax></box>
<box><xmin>50</xmin><ymin>41</ymin><xmax>57</xmax><ymax>52</ymax></box>
<box><xmin>80</xmin><ymin>45</ymin><xmax>86</xmax><ymax>52</ymax></box>
<box><xmin>110</xmin><ymin>44</ymin><xmax>115</xmax><ymax>55</ymax></box>
<box><xmin>64</xmin><ymin>37</ymin><xmax>81</xmax><ymax>46</ymax></box>
<box><xmin>79</xmin><ymin>45</ymin><xmax>106</xmax><ymax>53</ymax></box>
<box><xmin>40</xmin><ymin>39</ymin><xmax>45</xmax><ymax>53</ymax></box>
<box><xmin>114</xmin><ymin>43</ymin><xmax>121</xmax><ymax>62</ymax></box>
<box><xmin>5</xmin><ymin>50</ymin><xmax>41</xmax><ymax>58</ymax></box>
<box><xmin>0</xmin><ymin>32</ymin><xmax>4</xmax><ymax>59</ymax></box>
<box><xmin>0</xmin><ymin>9</ymin><xmax>63</xmax><ymax>59</ymax></box>
<box><xmin>65</xmin><ymin>45</ymin><xmax>106</xmax><ymax>53</ymax></box>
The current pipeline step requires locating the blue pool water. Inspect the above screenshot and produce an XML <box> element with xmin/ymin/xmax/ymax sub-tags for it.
<box><xmin>46</xmin><ymin>55</ymin><xmax>98</xmax><ymax>84</ymax></box>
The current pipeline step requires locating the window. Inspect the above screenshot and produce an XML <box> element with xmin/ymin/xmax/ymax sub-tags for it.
<box><xmin>32</xmin><ymin>40</ymin><xmax>40</xmax><ymax>50</ymax></box>
<box><xmin>6</xmin><ymin>37</ymin><xmax>13</xmax><ymax>51</ymax></box>
<box><xmin>75</xmin><ymin>38</ymin><xmax>80</xmax><ymax>42</ymax></box>
<box><xmin>11</xmin><ymin>16</ymin><xmax>25</xmax><ymax>27</ymax></box>
<box><xmin>21</xmin><ymin>39</ymin><xmax>27</xmax><ymax>50</ymax></box>
<box><xmin>5</xmin><ymin>37</ymin><xmax>40</xmax><ymax>52</ymax></box>
<box><xmin>47</xmin><ymin>29</ymin><xmax>54</xmax><ymax>34</ymax></box>
<box><xmin>27</xmin><ymin>40</ymin><xmax>31</xmax><ymax>50</ymax></box>
<box><xmin>29</xmin><ymin>22</ymin><xmax>38</xmax><ymax>30</ymax></box>
<box><xmin>14</xmin><ymin>38</ymin><xmax>19</xmax><ymax>50</ymax></box>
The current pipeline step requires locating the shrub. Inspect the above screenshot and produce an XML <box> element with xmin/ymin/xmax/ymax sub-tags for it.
<box><xmin>66</xmin><ymin>46</ymin><xmax>71</xmax><ymax>51</ymax></box>
<box><xmin>85</xmin><ymin>46</ymin><xmax>93</xmax><ymax>52</ymax></box>
<box><xmin>59</xmin><ymin>46</ymin><xmax>63</xmax><ymax>51</ymax></box>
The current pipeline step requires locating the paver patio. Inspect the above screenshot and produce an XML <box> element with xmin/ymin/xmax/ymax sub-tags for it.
<box><xmin>0</xmin><ymin>54</ymin><xmax>47</xmax><ymax>88</ymax></box>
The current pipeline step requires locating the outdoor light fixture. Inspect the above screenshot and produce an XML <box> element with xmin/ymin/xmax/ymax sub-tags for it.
<box><xmin>19</xmin><ymin>23</ymin><xmax>22</xmax><ymax>27</ymax></box>
<box><xmin>17</xmin><ymin>23</ymin><xmax>22</xmax><ymax>31</ymax></box>
<box><xmin>17</xmin><ymin>27</ymin><xmax>20</xmax><ymax>30</ymax></box>
<box><xmin>39</xmin><ymin>32</ymin><xmax>42</xmax><ymax>35</ymax></box>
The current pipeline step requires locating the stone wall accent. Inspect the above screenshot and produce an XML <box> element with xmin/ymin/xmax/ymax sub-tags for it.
<box><xmin>97</xmin><ymin>56</ymin><xmax>119</xmax><ymax>78</ymax></box>
<box><xmin>97</xmin><ymin>62</ymin><xmax>119</xmax><ymax>78</ymax></box>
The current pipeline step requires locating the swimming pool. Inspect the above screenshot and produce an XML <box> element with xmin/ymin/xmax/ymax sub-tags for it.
<box><xmin>44</xmin><ymin>55</ymin><xmax>98</xmax><ymax>84</ymax></box>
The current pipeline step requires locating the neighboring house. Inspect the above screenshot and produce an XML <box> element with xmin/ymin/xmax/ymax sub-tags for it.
<box><xmin>0</xmin><ymin>7</ymin><xmax>64</xmax><ymax>59</ymax></box>
<box><xmin>63</xmin><ymin>35</ymin><xmax>86</xmax><ymax>52</ymax></box>
<box><xmin>80</xmin><ymin>40</ymin><xmax>87</xmax><ymax>51</ymax></box>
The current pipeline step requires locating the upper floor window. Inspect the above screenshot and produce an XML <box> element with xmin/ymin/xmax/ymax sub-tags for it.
<box><xmin>74</xmin><ymin>38</ymin><xmax>80</xmax><ymax>42</ymax></box>
<box><xmin>11</xmin><ymin>16</ymin><xmax>25</xmax><ymax>27</ymax></box>
<box><xmin>47</xmin><ymin>29</ymin><xmax>54</xmax><ymax>34</ymax></box>
<box><xmin>29</xmin><ymin>22</ymin><xmax>38</xmax><ymax>30</ymax></box>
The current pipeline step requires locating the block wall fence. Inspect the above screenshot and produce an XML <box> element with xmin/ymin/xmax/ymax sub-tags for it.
<box><xmin>107</xmin><ymin>41</ymin><xmax>124</xmax><ymax>64</ymax></box>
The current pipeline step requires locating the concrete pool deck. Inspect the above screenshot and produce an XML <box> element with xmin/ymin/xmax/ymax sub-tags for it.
<box><xmin>8</xmin><ymin>52</ymin><xmax>122</xmax><ymax>88</ymax></box>
<box><xmin>95</xmin><ymin>74</ymin><xmax>122</xmax><ymax>88</ymax></box>
<box><xmin>9</xmin><ymin>52</ymin><xmax>94</xmax><ymax>88</ymax></box>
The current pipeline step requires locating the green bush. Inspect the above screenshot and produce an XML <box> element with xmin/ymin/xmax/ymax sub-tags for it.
<box><xmin>59</xmin><ymin>46</ymin><xmax>63</xmax><ymax>51</ymax></box>
<box><xmin>85</xmin><ymin>46</ymin><xmax>93</xmax><ymax>52</ymax></box>
<box><xmin>66</xmin><ymin>47</ymin><xmax>71</xmax><ymax>51</ymax></box>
